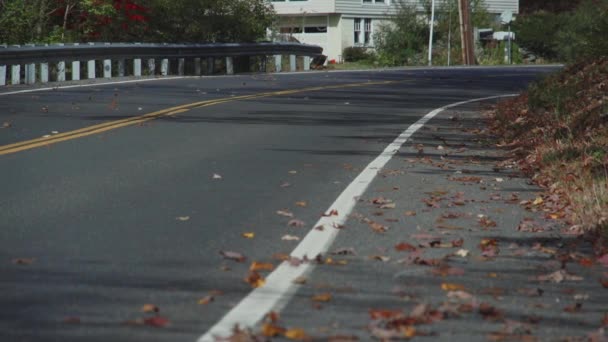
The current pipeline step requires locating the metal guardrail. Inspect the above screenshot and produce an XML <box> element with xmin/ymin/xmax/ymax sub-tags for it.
<box><xmin>0</xmin><ymin>42</ymin><xmax>323</xmax><ymax>86</ymax></box>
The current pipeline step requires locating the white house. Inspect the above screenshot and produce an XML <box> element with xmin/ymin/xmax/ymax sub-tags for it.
<box><xmin>268</xmin><ymin>0</ymin><xmax>519</xmax><ymax>62</ymax></box>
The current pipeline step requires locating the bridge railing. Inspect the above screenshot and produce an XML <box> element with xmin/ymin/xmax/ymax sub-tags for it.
<box><xmin>0</xmin><ymin>42</ymin><xmax>323</xmax><ymax>86</ymax></box>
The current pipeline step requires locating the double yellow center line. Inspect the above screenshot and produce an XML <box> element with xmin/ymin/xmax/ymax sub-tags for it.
<box><xmin>0</xmin><ymin>80</ymin><xmax>398</xmax><ymax>156</ymax></box>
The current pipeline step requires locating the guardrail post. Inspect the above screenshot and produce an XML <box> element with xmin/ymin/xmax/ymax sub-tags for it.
<box><xmin>274</xmin><ymin>55</ymin><xmax>282</xmax><ymax>73</ymax></box>
<box><xmin>134</xmin><ymin>59</ymin><xmax>142</xmax><ymax>77</ymax></box>
<box><xmin>178</xmin><ymin>58</ymin><xmax>185</xmax><ymax>76</ymax></box>
<box><xmin>225</xmin><ymin>57</ymin><xmax>234</xmax><ymax>75</ymax></box>
<box><xmin>148</xmin><ymin>59</ymin><xmax>156</xmax><ymax>76</ymax></box>
<box><xmin>11</xmin><ymin>65</ymin><xmax>21</xmax><ymax>85</ymax></box>
<box><xmin>0</xmin><ymin>65</ymin><xmax>6</xmax><ymax>86</ymax></box>
<box><xmin>87</xmin><ymin>60</ymin><xmax>95</xmax><ymax>79</ymax></box>
<box><xmin>290</xmin><ymin>55</ymin><xmax>296</xmax><ymax>72</ymax></box>
<box><xmin>26</xmin><ymin>63</ymin><xmax>36</xmax><ymax>84</ymax></box>
<box><xmin>206</xmin><ymin>57</ymin><xmax>214</xmax><ymax>75</ymax></box>
<box><xmin>259</xmin><ymin>56</ymin><xmax>267</xmax><ymax>72</ymax></box>
<box><xmin>118</xmin><ymin>60</ymin><xmax>125</xmax><ymax>77</ymax></box>
<box><xmin>103</xmin><ymin>59</ymin><xmax>112</xmax><ymax>78</ymax></box>
<box><xmin>304</xmin><ymin>56</ymin><xmax>311</xmax><ymax>71</ymax></box>
<box><xmin>72</xmin><ymin>61</ymin><xmax>80</xmax><ymax>81</ymax></box>
<box><xmin>194</xmin><ymin>58</ymin><xmax>201</xmax><ymax>76</ymax></box>
<box><xmin>161</xmin><ymin>59</ymin><xmax>169</xmax><ymax>76</ymax></box>
<box><xmin>57</xmin><ymin>61</ymin><xmax>66</xmax><ymax>82</ymax></box>
<box><xmin>40</xmin><ymin>62</ymin><xmax>49</xmax><ymax>83</ymax></box>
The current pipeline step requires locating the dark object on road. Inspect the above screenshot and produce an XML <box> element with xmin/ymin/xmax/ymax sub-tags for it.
<box><xmin>311</xmin><ymin>55</ymin><xmax>327</xmax><ymax>70</ymax></box>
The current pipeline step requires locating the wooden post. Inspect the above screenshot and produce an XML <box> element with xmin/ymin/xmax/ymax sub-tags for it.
<box><xmin>458</xmin><ymin>0</ymin><xmax>476</xmax><ymax>65</ymax></box>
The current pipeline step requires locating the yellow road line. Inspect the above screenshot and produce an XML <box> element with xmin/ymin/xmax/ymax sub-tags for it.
<box><xmin>0</xmin><ymin>80</ymin><xmax>400</xmax><ymax>156</ymax></box>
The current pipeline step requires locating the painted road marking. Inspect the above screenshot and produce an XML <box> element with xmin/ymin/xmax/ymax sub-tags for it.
<box><xmin>198</xmin><ymin>93</ymin><xmax>519</xmax><ymax>342</ymax></box>
<box><xmin>0</xmin><ymin>77</ymin><xmax>188</xmax><ymax>97</ymax></box>
<box><xmin>0</xmin><ymin>80</ymin><xmax>397</xmax><ymax>156</ymax></box>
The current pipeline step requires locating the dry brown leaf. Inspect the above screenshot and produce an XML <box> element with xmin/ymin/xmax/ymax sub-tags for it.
<box><xmin>244</xmin><ymin>271</ymin><xmax>266</xmax><ymax>288</ymax></box>
<box><xmin>404</xmin><ymin>211</ymin><xmax>417</xmax><ymax>216</ymax></box>
<box><xmin>12</xmin><ymin>258</ymin><xmax>35</xmax><ymax>265</ymax></box>
<box><xmin>295</xmin><ymin>201</ymin><xmax>308</xmax><ymax>208</ymax></box>
<box><xmin>370</xmin><ymin>255</ymin><xmax>390</xmax><ymax>262</ymax></box>
<box><xmin>261</xmin><ymin>323</ymin><xmax>286</xmax><ymax>337</ymax></box>
<box><xmin>250</xmin><ymin>261</ymin><xmax>274</xmax><ymax>272</ymax></box>
<box><xmin>288</xmin><ymin>219</ymin><xmax>305</xmax><ymax>228</ymax></box>
<box><xmin>198</xmin><ymin>295</ymin><xmax>215</xmax><ymax>305</ymax></box>
<box><xmin>284</xmin><ymin>328</ymin><xmax>308</xmax><ymax>340</ymax></box>
<box><xmin>277</xmin><ymin>209</ymin><xmax>294</xmax><ymax>218</ymax></box>
<box><xmin>282</xmin><ymin>234</ymin><xmax>300</xmax><ymax>241</ymax></box>
<box><xmin>312</xmin><ymin>293</ymin><xmax>332</xmax><ymax>302</ymax></box>
<box><xmin>380</xmin><ymin>203</ymin><xmax>396</xmax><ymax>209</ymax></box>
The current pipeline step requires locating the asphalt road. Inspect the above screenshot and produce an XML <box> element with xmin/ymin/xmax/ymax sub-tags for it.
<box><xmin>5</xmin><ymin>66</ymin><xmax>600</xmax><ymax>342</ymax></box>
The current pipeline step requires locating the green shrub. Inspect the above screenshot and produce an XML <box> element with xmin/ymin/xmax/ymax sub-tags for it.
<box><xmin>342</xmin><ymin>47</ymin><xmax>371</xmax><ymax>62</ymax></box>
<box><xmin>514</xmin><ymin>0</ymin><xmax>608</xmax><ymax>62</ymax></box>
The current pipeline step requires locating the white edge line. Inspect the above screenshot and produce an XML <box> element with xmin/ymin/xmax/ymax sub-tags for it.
<box><xmin>198</xmin><ymin>93</ymin><xmax>518</xmax><ymax>342</ymax></box>
<box><xmin>0</xmin><ymin>76</ymin><xmax>188</xmax><ymax>96</ymax></box>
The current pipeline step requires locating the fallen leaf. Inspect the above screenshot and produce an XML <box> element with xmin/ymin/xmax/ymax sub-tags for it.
<box><xmin>176</xmin><ymin>216</ymin><xmax>190</xmax><ymax>221</ymax></box>
<box><xmin>198</xmin><ymin>295</ymin><xmax>215</xmax><ymax>305</ymax></box>
<box><xmin>244</xmin><ymin>271</ymin><xmax>265</xmax><ymax>288</ymax></box>
<box><xmin>447</xmin><ymin>291</ymin><xmax>473</xmax><ymax>300</ymax></box>
<box><xmin>212</xmin><ymin>173</ymin><xmax>222</xmax><ymax>180</ymax></box>
<box><xmin>277</xmin><ymin>209</ymin><xmax>294</xmax><ymax>218</ymax></box>
<box><xmin>536</xmin><ymin>270</ymin><xmax>583</xmax><ymax>283</ymax></box>
<box><xmin>323</xmin><ymin>209</ymin><xmax>339</xmax><ymax>217</ymax></box>
<box><xmin>441</xmin><ymin>283</ymin><xmax>465</xmax><ymax>291</ymax></box>
<box><xmin>432</xmin><ymin>265</ymin><xmax>465</xmax><ymax>277</ymax></box>
<box><xmin>404</xmin><ymin>211</ymin><xmax>417</xmax><ymax>216</ymax></box>
<box><xmin>250</xmin><ymin>262</ymin><xmax>274</xmax><ymax>272</ymax></box>
<box><xmin>220</xmin><ymin>250</ymin><xmax>246</xmax><ymax>263</ymax></box>
<box><xmin>12</xmin><ymin>258</ymin><xmax>35</xmax><ymax>265</ymax></box>
<box><xmin>532</xmin><ymin>197</ymin><xmax>544</xmax><ymax>205</ymax></box>
<box><xmin>242</xmin><ymin>232</ymin><xmax>255</xmax><ymax>239</ymax></box>
<box><xmin>288</xmin><ymin>219</ymin><xmax>305</xmax><ymax>228</ymax></box>
<box><xmin>295</xmin><ymin>201</ymin><xmax>308</xmax><ymax>207</ymax></box>
<box><xmin>1</xmin><ymin>122</ymin><xmax>11</xmax><ymax>128</ymax></box>
<box><xmin>369</xmin><ymin>309</ymin><xmax>403</xmax><ymax>320</ymax></box>
<box><xmin>455</xmin><ymin>249</ymin><xmax>470</xmax><ymax>258</ymax></box>
<box><xmin>369</xmin><ymin>222</ymin><xmax>388</xmax><ymax>233</ymax></box>
<box><xmin>380</xmin><ymin>203</ymin><xmax>396</xmax><ymax>209</ymax></box>
<box><xmin>284</xmin><ymin>328</ymin><xmax>308</xmax><ymax>340</ymax></box>
<box><xmin>312</xmin><ymin>293</ymin><xmax>332</xmax><ymax>302</ymax></box>
<box><xmin>262</xmin><ymin>323</ymin><xmax>286</xmax><ymax>337</ymax></box>
<box><xmin>370</xmin><ymin>255</ymin><xmax>390</xmax><ymax>262</ymax></box>
<box><xmin>395</xmin><ymin>242</ymin><xmax>417</xmax><ymax>252</ymax></box>
<box><xmin>141</xmin><ymin>304</ymin><xmax>159</xmax><ymax>313</ymax></box>
<box><xmin>282</xmin><ymin>235</ymin><xmax>300</xmax><ymax>241</ymax></box>
<box><xmin>292</xmin><ymin>276</ymin><xmax>307</xmax><ymax>284</ymax></box>
<box><xmin>451</xmin><ymin>238</ymin><xmax>464</xmax><ymax>247</ymax></box>
<box><xmin>143</xmin><ymin>316</ymin><xmax>169</xmax><ymax>328</ymax></box>
<box><xmin>479</xmin><ymin>303</ymin><xmax>503</xmax><ymax>321</ymax></box>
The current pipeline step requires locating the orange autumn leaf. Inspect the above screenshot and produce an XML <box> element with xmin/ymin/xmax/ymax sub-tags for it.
<box><xmin>250</xmin><ymin>261</ymin><xmax>274</xmax><ymax>272</ymax></box>
<box><xmin>266</xmin><ymin>311</ymin><xmax>280</xmax><ymax>323</ymax></box>
<box><xmin>143</xmin><ymin>316</ymin><xmax>169</xmax><ymax>327</ymax></box>
<box><xmin>295</xmin><ymin>201</ymin><xmax>308</xmax><ymax>207</ymax></box>
<box><xmin>198</xmin><ymin>295</ymin><xmax>215</xmax><ymax>305</ymax></box>
<box><xmin>285</xmin><ymin>328</ymin><xmax>308</xmax><ymax>340</ymax></box>
<box><xmin>261</xmin><ymin>323</ymin><xmax>286</xmax><ymax>337</ymax></box>
<box><xmin>312</xmin><ymin>293</ymin><xmax>332</xmax><ymax>302</ymax></box>
<box><xmin>245</xmin><ymin>271</ymin><xmax>266</xmax><ymax>288</ymax></box>
<box><xmin>369</xmin><ymin>309</ymin><xmax>403</xmax><ymax>320</ymax></box>
<box><xmin>578</xmin><ymin>258</ymin><xmax>594</xmax><ymax>267</ymax></box>
<box><xmin>441</xmin><ymin>283</ymin><xmax>466</xmax><ymax>291</ymax></box>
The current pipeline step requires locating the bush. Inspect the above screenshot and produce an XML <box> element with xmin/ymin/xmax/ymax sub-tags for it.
<box><xmin>514</xmin><ymin>0</ymin><xmax>608</xmax><ymax>62</ymax></box>
<box><xmin>342</xmin><ymin>47</ymin><xmax>371</xmax><ymax>62</ymax></box>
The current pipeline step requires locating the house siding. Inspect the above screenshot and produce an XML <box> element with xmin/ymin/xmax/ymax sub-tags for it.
<box><xmin>335</xmin><ymin>0</ymin><xmax>517</xmax><ymax>16</ymax></box>
<box><xmin>271</xmin><ymin>0</ymin><xmax>336</xmax><ymax>15</ymax></box>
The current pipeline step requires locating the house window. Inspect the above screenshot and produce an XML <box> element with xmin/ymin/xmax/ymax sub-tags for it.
<box><xmin>354</xmin><ymin>18</ymin><xmax>361</xmax><ymax>44</ymax></box>
<box><xmin>354</xmin><ymin>18</ymin><xmax>372</xmax><ymax>46</ymax></box>
<box><xmin>364</xmin><ymin>18</ymin><xmax>372</xmax><ymax>45</ymax></box>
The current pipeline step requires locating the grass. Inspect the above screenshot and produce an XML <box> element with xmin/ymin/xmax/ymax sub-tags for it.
<box><xmin>490</xmin><ymin>57</ymin><xmax>608</xmax><ymax>237</ymax></box>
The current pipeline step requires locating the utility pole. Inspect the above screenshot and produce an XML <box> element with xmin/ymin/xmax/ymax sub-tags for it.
<box><xmin>428</xmin><ymin>0</ymin><xmax>436</xmax><ymax>66</ymax></box>
<box><xmin>457</xmin><ymin>0</ymin><xmax>475</xmax><ymax>65</ymax></box>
